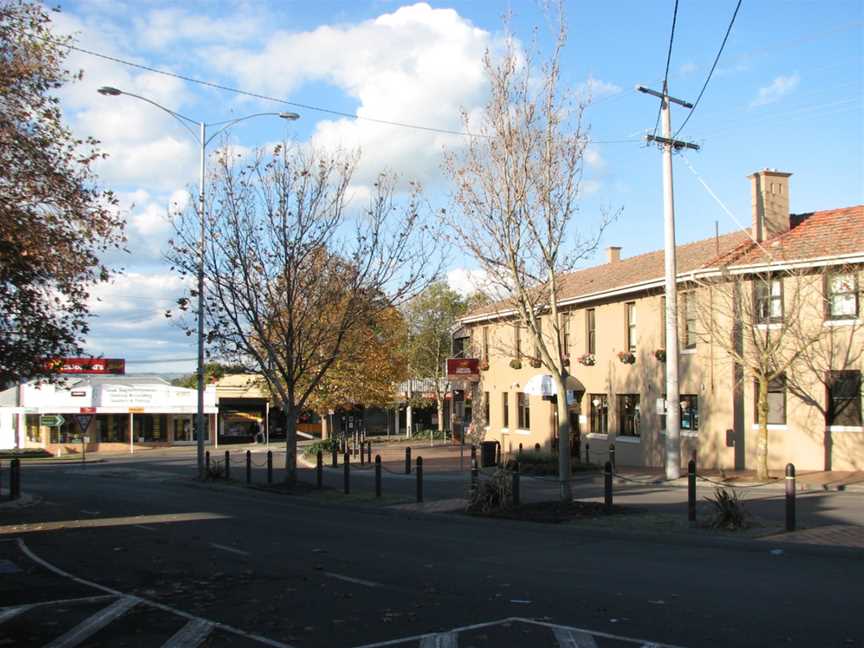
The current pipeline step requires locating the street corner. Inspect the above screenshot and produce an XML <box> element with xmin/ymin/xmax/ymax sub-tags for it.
<box><xmin>354</xmin><ymin>617</ymin><xmax>685</xmax><ymax>647</ymax></box>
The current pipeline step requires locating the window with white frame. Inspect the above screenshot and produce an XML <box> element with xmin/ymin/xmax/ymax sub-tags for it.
<box><xmin>754</xmin><ymin>274</ymin><xmax>783</xmax><ymax>324</ymax></box>
<box><xmin>826</xmin><ymin>271</ymin><xmax>859</xmax><ymax>320</ymax></box>
<box><xmin>625</xmin><ymin>302</ymin><xmax>636</xmax><ymax>353</ymax></box>
<box><xmin>754</xmin><ymin>375</ymin><xmax>786</xmax><ymax>425</ymax></box>
<box><xmin>827</xmin><ymin>371</ymin><xmax>862</xmax><ymax>427</ymax></box>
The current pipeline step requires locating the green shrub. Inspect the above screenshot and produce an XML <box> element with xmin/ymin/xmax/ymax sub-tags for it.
<box><xmin>302</xmin><ymin>438</ymin><xmax>339</xmax><ymax>457</ymax></box>
<box><xmin>504</xmin><ymin>450</ymin><xmax>597</xmax><ymax>476</ymax></box>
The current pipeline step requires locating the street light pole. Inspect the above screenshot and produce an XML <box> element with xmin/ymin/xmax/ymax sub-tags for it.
<box><xmin>97</xmin><ymin>87</ymin><xmax>298</xmax><ymax>479</ymax></box>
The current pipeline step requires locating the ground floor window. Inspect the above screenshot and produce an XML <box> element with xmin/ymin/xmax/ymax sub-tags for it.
<box><xmin>754</xmin><ymin>376</ymin><xmax>786</xmax><ymax>425</ymax></box>
<box><xmin>827</xmin><ymin>370</ymin><xmax>862</xmax><ymax>426</ymax></box>
<box><xmin>104</xmin><ymin>415</ymin><xmax>128</xmax><ymax>443</ymax></box>
<box><xmin>589</xmin><ymin>394</ymin><xmax>608</xmax><ymax>435</ymax></box>
<box><xmin>502</xmin><ymin>392</ymin><xmax>509</xmax><ymax>428</ymax></box>
<box><xmin>175</xmin><ymin>417</ymin><xmax>193</xmax><ymax>442</ymax></box>
<box><xmin>661</xmin><ymin>394</ymin><xmax>699</xmax><ymax>431</ymax></box>
<box><xmin>517</xmin><ymin>392</ymin><xmax>530</xmax><ymax>429</ymax></box>
<box><xmin>617</xmin><ymin>394</ymin><xmax>641</xmax><ymax>436</ymax></box>
<box><xmin>25</xmin><ymin>415</ymin><xmax>41</xmax><ymax>443</ymax></box>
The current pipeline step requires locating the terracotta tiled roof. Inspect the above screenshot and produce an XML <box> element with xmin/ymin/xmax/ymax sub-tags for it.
<box><xmin>463</xmin><ymin>205</ymin><xmax>864</xmax><ymax>321</ymax></box>
<box><xmin>718</xmin><ymin>205</ymin><xmax>864</xmax><ymax>266</ymax></box>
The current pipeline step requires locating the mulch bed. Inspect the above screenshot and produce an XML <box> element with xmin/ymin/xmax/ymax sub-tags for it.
<box><xmin>471</xmin><ymin>499</ymin><xmax>628</xmax><ymax>524</ymax></box>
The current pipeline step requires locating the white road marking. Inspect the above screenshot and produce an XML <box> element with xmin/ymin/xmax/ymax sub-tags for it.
<box><xmin>209</xmin><ymin>542</ymin><xmax>249</xmax><ymax>556</ymax></box>
<box><xmin>324</xmin><ymin>571</ymin><xmax>382</xmax><ymax>588</ymax></box>
<box><xmin>16</xmin><ymin>538</ymin><xmax>294</xmax><ymax>648</ymax></box>
<box><xmin>44</xmin><ymin>595</ymin><xmax>138</xmax><ymax>648</ymax></box>
<box><xmin>554</xmin><ymin>627</ymin><xmax>599</xmax><ymax>648</ymax></box>
<box><xmin>161</xmin><ymin>617</ymin><xmax>213</xmax><ymax>648</ymax></box>
<box><xmin>0</xmin><ymin>594</ymin><xmax>115</xmax><ymax>625</ymax></box>
<box><xmin>419</xmin><ymin>631</ymin><xmax>458</xmax><ymax>648</ymax></box>
<box><xmin>134</xmin><ymin>524</ymin><xmax>157</xmax><ymax>532</ymax></box>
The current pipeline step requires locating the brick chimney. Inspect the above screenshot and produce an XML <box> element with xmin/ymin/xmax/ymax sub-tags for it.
<box><xmin>749</xmin><ymin>169</ymin><xmax>792</xmax><ymax>242</ymax></box>
<box><xmin>606</xmin><ymin>246</ymin><xmax>621</xmax><ymax>263</ymax></box>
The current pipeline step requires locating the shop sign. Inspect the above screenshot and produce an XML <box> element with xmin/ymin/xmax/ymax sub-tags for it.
<box><xmin>446</xmin><ymin>358</ymin><xmax>480</xmax><ymax>382</ymax></box>
<box><xmin>80</xmin><ymin>407</ymin><xmax>96</xmax><ymax>413</ymax></box>
<box><xmin>128</xmin><ymin>407</ymin><xmax>145</xmax><ymax>414</ymax></box>
<box><xmin>71</xmin><ymin>390</ymin><xmax>86</xmax><ymax>397</ymax></box>
<box><xmin>45</xmin><ymin>357</ymin><xmax>125</xmax><ymax>375</ymax></box>
<box><xmin>40</xmin><ymin>414</ymin><xmax>65</xmax><ymax>427</ymax></box>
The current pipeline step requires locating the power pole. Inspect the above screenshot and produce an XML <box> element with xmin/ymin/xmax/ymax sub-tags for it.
<box><xmin>636</xmin><ymin>83</ymin><xmax>699</xmax><ymax>481</ymax></box>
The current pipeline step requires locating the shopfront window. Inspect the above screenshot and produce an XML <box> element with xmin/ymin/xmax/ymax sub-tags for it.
<box><xmin>617</xmin><ymin>394</ymin><xmax>641</xmax><ymax>437</ymax></box>
<box><xmin>589</xmin><ymin>394</ymin><xmax>608</xmax><ymax>435</ymax></box>
<box><xmin>25</xmin><ymin>415</ymin><xmax>41</xmax><ymax>443</ymax></box>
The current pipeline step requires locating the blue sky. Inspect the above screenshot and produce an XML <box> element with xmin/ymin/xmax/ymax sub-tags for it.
<box><xmin>50</xmin><ymin>0</ymin><xmax>863</xmax><ymax>373</ymax></box>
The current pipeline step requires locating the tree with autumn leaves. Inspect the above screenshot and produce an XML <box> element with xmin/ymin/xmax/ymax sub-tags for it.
<box><xmin>1</xmin><ymin>1</ymin><xmax>124</xmax><ymax>383</ymax></box>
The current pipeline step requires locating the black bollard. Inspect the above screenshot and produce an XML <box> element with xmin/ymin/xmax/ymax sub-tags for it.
<box><xmin>470</xmin><ymin>444</ymin><xmax>477</xmax><ymax>466</ymax></box>
<box><xmin>416</xmin><ymin>456</ymin><xmax>424</xmax><ymax>503</ymax></box>
<box><xmin>785</xmin><ymin>463</ymin><xmax>796</xmax><ymax>532</ymax></box>
<box><xmin>246</xmin><ymin>450</ymin><xmax>251</xmax><ymax>484</ymax></box>
<box><xmin>534</xmin><ymin>443</ymin><xmax>541</xmax><ymax>452</ymax></box>
<box><xmin>9</xmin><ymin>458</ymin><xmax>20</xmax><ymax>501</ymax></box>
<box><xmin>512</xmin><ymin>462</ymin><xmax>520</xmax><ymax>506</ymax></box>
<box><xmin>604</xmin><ymin>461</ymin><xmax>613</xmax><ymax>512</ymax></box>
<box><xmin>687</xmin><ymin>459</ymin><xmax>696</xmax><ymax>525</ymax></box>
<box><xmin>0</xmin><ymin>459</ymin><xmax>3</xmax><ymax>498</ymax></box>
<box><xmin>331</xmin><ymin>443</ymin><xmax>338</xmax><ymax>468</ymax></box>
<box><xmin>344</xmin><ymin>451</ymin><xmax>350</xmax><ymax>495</ymax></box>
<box><xmin>375</xmin><ymin>454</ymin><xmax>382</xmax><ymax>498</ymax></box>
<box><xmin>471</xmin><ymin>457</ymin><xmax>479</xmax><ymax>491</ymax></box>
<box><xmin>224</xmin><ymin>451</ymin><xmax>231</xmax><ymax>480</ymax></box>
<box><xmin>609</xmin><ymin>443</ymin><xmax>616</xmax><ymax>471</ymax></box>
<box><xmin>367</xmin><ymin>441</ymin><xmax>372</xmax><ymax>464</ymax></box>
<box><xmin>518</xmin><ymin>443</ymin><xmax>523</xmax><ymax>454</ymax></box>
<box><xmin>360</xmin><ymin>442</ymin><xmax>365</xmax><ymax>465</ymax></box>
<box><xmin>267</xmin><ymin>450</ymin><xmax>273</xmax><ymax>484</ymax></box>
<box><xmin>405</xmin><ymin>447</ymin><xmax>412</xmax><ymax>474</ymax></box>
<box><xmin>316</xmin><ymin>450</ymin><xmax>323</xmax><ymax>489</ymax></box>
<box><xmin>205</xmin><ymin>450</ymin><xmax>210</xmax><ymax>478</ymax></box>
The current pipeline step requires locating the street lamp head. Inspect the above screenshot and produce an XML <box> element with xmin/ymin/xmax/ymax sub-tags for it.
<box><xmin>278</xmin><ymin>112</ymin><xmax>300</xmax><ymax>121</ymax></box>
<box><xmin>98</xmin><ymin>86</ymin><xmax>122</xmax><ymax>96</ymax></box>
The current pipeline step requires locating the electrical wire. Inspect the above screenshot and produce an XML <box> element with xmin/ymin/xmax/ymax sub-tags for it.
<box><xmin>673</xmin><ymin>0</ymin><xmax>743</xmax><ymax>139</ymax></box>
<box><xmin>652</xmin><ymin>0</ymin><xmax>680</xmax><ymax>139</ymax></box>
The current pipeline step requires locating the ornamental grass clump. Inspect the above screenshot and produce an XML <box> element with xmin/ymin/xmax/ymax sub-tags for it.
<box><xmin>466</xmin><ymin>467</ymin><xmax>513</xmax><ymax>514</ymax></box>
<box><xmin>705</xmin><ymin>488</ymin><xmax>751</xmax><ymax>530</ymax></box>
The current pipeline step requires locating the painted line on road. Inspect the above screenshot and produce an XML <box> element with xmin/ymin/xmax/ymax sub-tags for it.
<box><xmin>0</xmin><ymin>594</ymin><xmax>116</xmax><ymax>625</ymax></box>
<box><xmin>419</xmin><ymin>631</ymin><xmax>458</xmax><ymax>647</ymax></box>
<box><xmin>44</xmin><ymin>595</ymin><xmax>139</xmax><ymax>648</ymax></box>
<box><xmin>324</xmin><ymin>571</ymin><xmax>383</xmax><ymax>588</ymax></box>
<box><xmin>161</xmin><ymin>617</ymin><xmax>213</xmax><ymax>648</ymax></box>
<box><xmin>0</xmin><ymin>511</ymin><xmax>231</xmax><ymax>535</ymax></box>
<box><xmin>16</xmin><ymin>538</ymin><xmax>295</xmax><ymax>648</ymax></box>
<box><xmin>134</xmin><ymin>524</ymin><xmax>158</xmax><ymax>532</ymax></box>
<box><xmin>554</xmin><ymin>626</ymin><xmax>599</xmax><ymax>647</ymax></box>
<box><xmin>209</xmin><ymin>542</ymin><xmax>249</xmax><ymax>557</ymax></box>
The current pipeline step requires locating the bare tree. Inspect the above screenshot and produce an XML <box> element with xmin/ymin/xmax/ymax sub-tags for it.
<box><xmin>442</xmin><ymin>11</ymin><xmax>611</xmax><ymax>500</ymax></box>
<box><xmin>169</xmin><ymin>144</ymin><xmax>438</xmax><ymax>482</ymax></box>
<box><xmin>692</xmin><ymin>266</ymin><xmax>839</xmax><ymax>479</ymax></box>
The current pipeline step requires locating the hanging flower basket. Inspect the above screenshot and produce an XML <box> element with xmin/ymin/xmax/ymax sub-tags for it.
<box><xmin>529</xmin><ymin>358</ymin><xmax>542</xmax><ymax>368</ymax></box>
<box><xmin>618</xmin><ymin>351</ymin><xmax>636</xmax><ymax>364</ymax></box>
<box><xmin>509</xmin><ymin>358</ymin><xmax>522</xmax><ymax>370</ymax></box>
<box><xmin>577</xmin><ymin>353</ymin><xmax>596</xmax><ymax>366</ymax></box>
<box><xmin>654</xmin><ymin>348</ymin><xmax>667</xmax><ymax>362</ymax></box>
<box><xmin>480</xmin><ymin>359</ymin><xmax>490</xmax><ymax>371</ymax></box>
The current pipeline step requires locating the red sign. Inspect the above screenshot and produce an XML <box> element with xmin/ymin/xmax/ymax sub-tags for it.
<box><xmin>446</xmin><ymin>358</ymin><xmax>480</xmax><ymax>382</ymax></box>
<box><xmin>79</xmin><ymin>407</ymin><xmax>97</xmax><ymax>414</ymax></box>
<box><xmin>46</xmin><ymin>358</ymin><xmax>125</xmax><ymax>375</ymax></box>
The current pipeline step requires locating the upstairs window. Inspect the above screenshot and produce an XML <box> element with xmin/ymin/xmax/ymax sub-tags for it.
<box><xmin>754</xmin><ymin>275</ymin><xmax>784</xmax><ymax>324</ymax></box>
<box><xmin>502</xmin><ymin>392</ymin><xmax>509</xmax><ymax>428</ymax></box>
<box><xmin>586</xmin><ymin>309</ymin><xmax>596</xmax><ymax>355</ymax></box>
<box><xmin>561</xmin><ymin>313</ymin><xmax>571</xmax><ymax>357</ymax></box>
<box><xmin>482</xmin><ymin>326</ymin><xmax>489</xmax><ymax>360</ymax></box>
<box><xmin>682</xmin><ymin>291</ymin><xmax>697</xmax><ymax>349</ymax></box>
<box><xmin>625</xmin><ymin>302</ymin><xmax>636</xmax><ymax>353</ymax></box>
<box><xmin>514</xmin><ymin>323</ymin><xmax>522</xmax><ymax>359</ymax></box>
<box><xmin>826</xmin><ymin>271</ymin><xmax>859</xmax><ymax>320</ymax></box>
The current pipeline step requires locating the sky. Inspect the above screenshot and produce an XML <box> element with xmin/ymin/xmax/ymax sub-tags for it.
<box><xmin>47</xmin><ymin>0</ymin><xmax>864</xmax><ymax>374</ymax></box>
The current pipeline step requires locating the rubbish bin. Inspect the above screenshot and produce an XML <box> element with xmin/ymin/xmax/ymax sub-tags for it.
<box><xmin>480</xmin><ymin>441</ymin><xmax>500</xmax><ymax>467</ymax></box>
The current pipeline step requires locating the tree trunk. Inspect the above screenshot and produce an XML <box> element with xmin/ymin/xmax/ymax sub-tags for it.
<box><xmin>554</xmin><ymin>378</ymin><xmax>572</xmax><ymax>501</ymax></box>
<box><xmin>756</xmin><ymin>376</ymin><xmax>769</xmax><ymax>480</ymax></box>
<box><xmin>284</xmin><ymin>407</ymin><xmax>298</xmax><ymax>484</ymax></box>
<box><xmin>436</xmin><ymin>395</ymin><xmax>444</xmax><ymax>436</ymax></box>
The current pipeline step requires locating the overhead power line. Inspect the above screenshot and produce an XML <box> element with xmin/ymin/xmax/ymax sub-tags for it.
<box><xmin>652</xmin><ymin>0</ymin><xmax>680</xmax><ymax>139</ymax></box>
<box><xmin>673</xmin><ymin>0</ymin><xmax>743</xmax><ymax>139</ymax></box>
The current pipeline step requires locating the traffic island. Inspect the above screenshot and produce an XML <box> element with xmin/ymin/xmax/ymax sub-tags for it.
<box><xmin>467</xmin><ymin>499</ymin><xmax>629</xmax><ymax>524</ymax></box>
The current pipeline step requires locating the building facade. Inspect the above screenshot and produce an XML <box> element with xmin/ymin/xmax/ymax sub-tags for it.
<box><xmin>0</xmin><ymin>375</ymin><xmax>218</xmax><ymax>455</ymax></box>
<box><xmin>460</xmin><ymin>170</ymin><xmax>864</xmax><ymax>472</ymax></box>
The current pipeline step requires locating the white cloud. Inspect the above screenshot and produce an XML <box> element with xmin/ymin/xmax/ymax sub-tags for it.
<box><xmin>579</xmin><ymin>77</ymin><xmax>621</xmax><ymax>101</ymax></box>
<box><xmin>205</xmin><ymin>2</ymin><xmax>492</xmax><ymax>187</ymax></box>
<box><xmin>678</xmin><ymin>62</ymin><xmax>698</xmax><ymax>77</ymax></box>
<box><xmin>750</xmin><ymin>73</ymin><xmax>800</xmax><ymax>108</ymax></box>
<box><xmin>447</xmin><ymin>268</ymin><xmax>493</xmax><ymax>297</ymax></box>
<box><xmin>584</xmin><ymin>147</ymin><xmax>605</xmax><ymax>170</ymax></box>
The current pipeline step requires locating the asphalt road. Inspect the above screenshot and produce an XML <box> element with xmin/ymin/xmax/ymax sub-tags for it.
<box><xmin>0</xmin><ymin>453</ymin><xmax>862</xmax><ymax>647</ymax></box>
